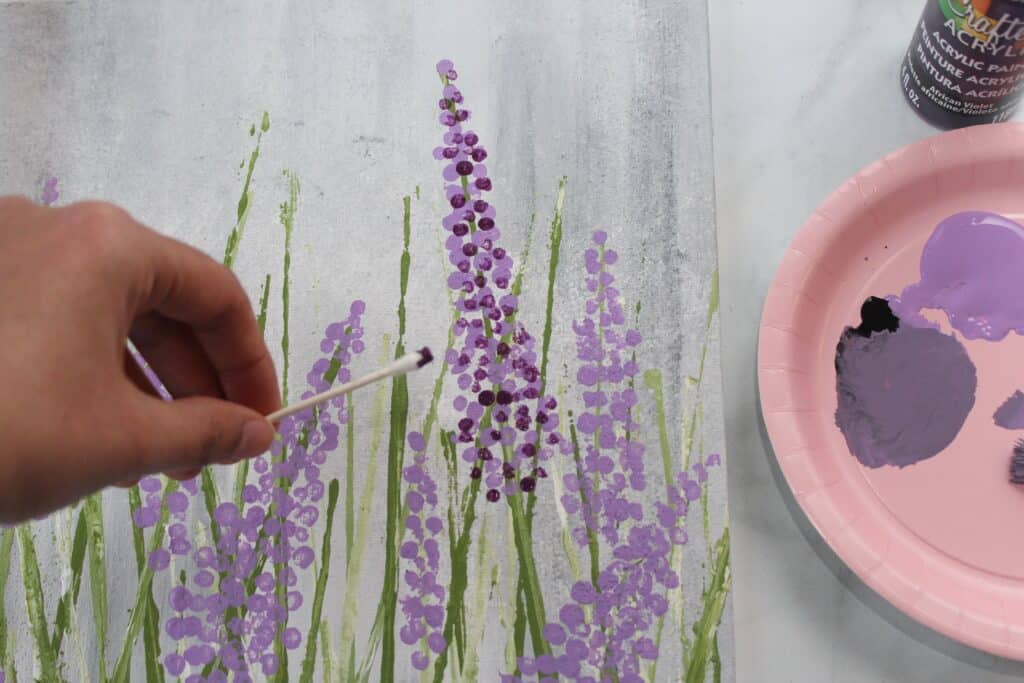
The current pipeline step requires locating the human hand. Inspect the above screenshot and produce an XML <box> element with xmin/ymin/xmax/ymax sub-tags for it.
<box><xmin>0</xmin><ymin>196</ymin><xmax>280</xmax><ymax>523</ymax></box>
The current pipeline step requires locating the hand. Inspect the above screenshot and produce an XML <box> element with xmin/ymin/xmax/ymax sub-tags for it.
<box><xmin>0</xmin><ymin>196</ymin><xmax>281</xmax><ymax>523</ymax></box>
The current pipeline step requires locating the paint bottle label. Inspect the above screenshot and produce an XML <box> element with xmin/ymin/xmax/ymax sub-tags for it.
<box><xmin>901</xmin><ymin>0</ymin><xmax>1024</xmax><ymax>128</ymax></box>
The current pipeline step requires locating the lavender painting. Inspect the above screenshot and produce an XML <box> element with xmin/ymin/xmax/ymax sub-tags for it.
<box><xmin>0</xmin><ymin>2</ymin><xmax>728</xmax><ymax>681</ymax></box>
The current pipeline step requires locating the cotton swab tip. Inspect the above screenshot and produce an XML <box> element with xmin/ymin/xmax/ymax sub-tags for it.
<box><xmin>264</xmin><ymin>342</ymin><xmax>435</xmax><ymax>424</ymax></box>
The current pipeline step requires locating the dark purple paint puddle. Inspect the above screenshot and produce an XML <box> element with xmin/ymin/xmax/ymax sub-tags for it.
<box><xmin>995</xmin><ymin>391</ymin><xmax>1024</xmax><ymax>430</ymax></box>
<box><xmin>835</xmin><ymin>298</ymin><xmax>976</xmax><ymax>469</ymax></box>
<box><xmin>832</xmin><ymin>210</ymin><xmax>1024</xmax><ymax>469</ymax></box>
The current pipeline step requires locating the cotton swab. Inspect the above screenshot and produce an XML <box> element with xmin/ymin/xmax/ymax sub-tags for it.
<box><xmin>265</xmin><ymin>347</ymin><xmax>433</xmax><ymax>423</ymax></box>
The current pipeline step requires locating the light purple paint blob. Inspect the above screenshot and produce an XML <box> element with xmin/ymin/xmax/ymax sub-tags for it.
<box><xmin>994</xmin><ymin>390</ymin><xmax>1024</xmax><ymax>429</ymax></box>
<box><xmin>835</xmin><ymin>323</ymin><xmax>976</xmax><ymax>469</ymax></box>
<box><xmin>40</xmin><ymin>176</ymin><xmax>58</xmax><ymax>206</ymax></box>
<box><xmin>891</xmin><ymin>211</ymin><xmax>1024</xmax><ymax>341</ymax></box>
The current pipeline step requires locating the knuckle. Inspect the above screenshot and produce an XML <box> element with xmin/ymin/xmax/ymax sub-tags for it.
<box><xmin>63</xmin><ymin>201</ymin><xmax>134</xmax><ymax>248</ymax></box>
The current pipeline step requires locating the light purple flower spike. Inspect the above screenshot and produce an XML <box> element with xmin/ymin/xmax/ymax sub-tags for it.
<box><xmin>135</xmin><ymin>301</ymin><xmax>367</xmax><ymax>677</ymax></box>
<box><xmin>511</xmin><ymin>232</ymin><xmax>722</xmax><ymax>681</ymax></box>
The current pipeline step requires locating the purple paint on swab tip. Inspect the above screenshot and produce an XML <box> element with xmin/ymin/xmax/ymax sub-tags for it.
<box><xmin>1012</xmin><ymin>440</ymin><xmax>1024</xmax><ymax>484</ymax></box>
<box><xmin>416</xmin><ymin>346</ymin><xmax>433</xmax><ymax>367</ymax></box>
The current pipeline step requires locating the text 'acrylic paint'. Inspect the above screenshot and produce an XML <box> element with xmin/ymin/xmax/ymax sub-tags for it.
<box><xmin>901</xmin><ymin>0</ymin><xmax>1024</xmax><ymax>128</ymax></box>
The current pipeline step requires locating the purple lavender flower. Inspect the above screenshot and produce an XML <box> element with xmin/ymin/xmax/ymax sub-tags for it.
<box><xmin>136</xmin><ymin>301</ymin><xmax>367</xmax><ymax>677</ymax></box>
<box><xmin>399</xmin><ymin>431</ymin><xmax>447</xmax><ymax>670</ymax></box>
<box><xmin>432</xmin><ymin>58</ymin><xmax>567</xmax><ymax>504</ymax></box>
<box><xmin>509</xmin><ymin>232</ymin><xmax>721</xmax><ymax>682</ymax></box>
<box><xmin>40</xmin><ymin>176</ymin><xmax>58</xmax><ymax>206</ymax></box>
<box><xmin>560</xmin><ymin>231</ymin><xmax>644</xmax><ymax>548</ymax></box>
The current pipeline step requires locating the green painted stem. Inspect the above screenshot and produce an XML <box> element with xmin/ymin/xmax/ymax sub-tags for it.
<box><xmin>684</xmin><ymin>527</ymin><xmax>731</xmax><ymax>683</ymax></box>
<box><xmin>206</xmin><ymin>121</ymin><xmax>273</xmax><ymax>677</ymax></box>
<box><xmin>537</xmin><ymin>177</ymin><xmax>566</xmax><ymax>389</ymax></box>
<box><xmin>126</xmin><ymin>486</ymin><xmax>165</xmax><ymax>683</ymax></box>
<box><xmin>0</xmin><ymin>528</ymin><xmax>15</xmax><ymax>682</ymax></box>
<box><xmin>319</xmin><ymin>621</ymin><xmax>334</xmax><ymax>683</ymax></box>
<box><xmin>271</xmin><ymin>170</ymin><xmax>300</xmax><ymax>683</ymax></box>
<box><xmin>339</xmin><ymin>337</ymin><xmax>391</xmax><ymax>681</ymax></box>
<box><xmin>345</xmin><ymin>392</ymin><xmax>355</xmax><ymax>569</ymax></box>
<box><xmin>17</xmin><ymin>524</ymin><xmax>60</xmax><ymax>682</ymax></box>
<box><xmin>222</xmin><ymin>112</ymin><xmax>269</xmax><ymax>269</ymax></box>
<box><xmin>379</xmin><ymin>195</ymin><xmax>413</xmax><ymax>683</ymax></box>
<box><xmin>50</xmin><ymin>508</ymin><xmax>87</xmax><ymax>656</ymax></box>
<box><xmin>233</xmin><ymin>273</ymin><xmax>273</xmax><ymax>512</ymax></box>
<box><xmin>643</xmin><ymin>370</ymin><xmax>674</xmax><ymax>496</ymax></box>
<box><xmin>279</xmin><ymin>170</ymin><xmax>299</xmax><ymax>404</ymax></box>
<box><xmin>569</xmin><ymin>413</ymin><xmax>600</xmax><ymax>588</ymax></box>
<box><xmin>460</xmin><ymin>515</ymin><xmax>493</xmax><ymax>683</ymax></box>
<box><xmin>200</xmin><ymin>469</ymin><xmax>223</xmax><ymax>551</ymax></box>
<box><xmin>508</xmin><ymin>495</ymin><xmax>551</xmax><ymax>661</ymax></box>
<box><xmin>83</xmin><ymin>494</ymin><xmax>110</xmax><ymax>681</ymax></box>
<box><xmin>111</xmin><ymin>481</ymin><xmax>178</xmax><ymax>683</ymax></box>
<box><xmin>430</xmin><ymin>443</ymin><xmax>480</xmax><ymax>683</ymax></box>
<box><xmin>299</xmin><ymin>480</ymin><xmax>340</xmax><ymax>683</ymax></box>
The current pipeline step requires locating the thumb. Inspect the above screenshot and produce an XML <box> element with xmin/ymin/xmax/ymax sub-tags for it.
<box><xmin>121</xmin><ymin>395</ymin><xmax>276</xmax><ymax>478</ymax></box>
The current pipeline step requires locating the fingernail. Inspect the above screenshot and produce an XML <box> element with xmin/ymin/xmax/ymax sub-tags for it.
<box><xmin>231</xmin><ymin>419</ymin><xmax>273</xmax><ymax>462</ymax></box>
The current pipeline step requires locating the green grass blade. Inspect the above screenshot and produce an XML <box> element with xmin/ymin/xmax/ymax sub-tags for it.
<box><xmin>111</xmin><ymin>481</ymin><xmax>178</xmax><ymax>683</ymax></box>
<box><xmin>83</xmin><ymin>494</ymin><xmax>109</xmax><ymax>681</ymax></box>
<box><xmin>568</xmin><ymin>413</ymin><xmax>600</xmax><ymax>588</ymax></box>
<box><xmin>17</xmin><ymin>524</ymin><xmax>60</xmax><ymax>682</ymax></box>
<box><xmin>356</xmin><ymin>605</ymin><xmax>384</xmax><ymax>682</ymax></box>
<box><xmin>223</xmin><ymin>113</ymin><xmax>269</xmax><ymax>268</ymax></box>
<box><xmin>379</xmin><ymin>195</ymin><xmax>413</xmax><ymax>682</ymax></box>
<box><xmin>684</xmin><ymin>527</ymin><xmax>731</xmax><ymax>683</ymax></box>
<box><xmin>256</xmin><ymin>273</ymin><xmax>272</xmax><ymax>334</ymax></box>
<box><xmin>126</xmin><ymin>486</ymin><xmax>165</xmax><ymax>683</ymax></box>
<box><xmin>338</xmin><ymin>337</ymin><xmax>390</xmax><ymax>681</ymax></box>
<box><xmin>508</xmin><ymin>495</ymin><xmax>551</xmax><ymax>660</ymax></box>
<box><xmin>462</xmin><ymin>555</ymin><xmax>496</xmax><ymax>683</ymax></box>
<box><xmin>643</xmin><ymin>369</ymin><xmax>674</xmax><ymax>495</ymax></box>
<box><xmin>320</xmin><ymin>621</ymin><xmax>335</xmax><ymax>683</ymax></box>
<box><xmin>430</xmin><ymin>433</ymin><xmax>481</xmax><ymax>683</ymax></box>
<box><xmin>278</xmin><ymin>170</ymin><xmax>300</xmax><ymax>404</ymax></box>
<box><xmin>538</xmin><ymin>177</ymin><xmax>566</xmax><ymax>391</ymax></box>
<box><xmin>299</xmin><ymin>479</ymin><xmax>340</xmax><ymax>683</ymax></box>
<box><xmin>272</xmin><ymin>170</ymin><xmax>300</xmax><ymax>683</ymax></box>
<box><xmin>706</xmin><ymin>269</ymin><xmax>719</xmax><ymax>329</ymax></box>
<box><xmin>0</xmin><ymin>528</ymin><xmax>17</xmax><ymax>680</ymax></box>
<box><xmin>200</xmin><ymin>469</ymin><xmax>223</xmax><ymax>550</ymax></box>
<box><xmin>345</xmin><ymin>393</ymin><xmax>355</xmax><ymax>569</ymax></box>
<box><xmin>233</xmin><ymin>273</ymin><xmax>273</xmax><ymax>511</ymax></box>
<box><xmin>50</xmin><ymin>508</ymin><xmax>87</xmax><ymax>655</ymax></box>
<box><xmin>511</xmin><ymin>177</ymin><xmax>567</xmax><ymax>665</ymax></box>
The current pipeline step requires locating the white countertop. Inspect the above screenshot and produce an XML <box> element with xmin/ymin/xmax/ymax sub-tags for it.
<box><xmin>711</xmin><ymin>2</ymin><xmax>1024</xmax><ymax>682</ymax></box>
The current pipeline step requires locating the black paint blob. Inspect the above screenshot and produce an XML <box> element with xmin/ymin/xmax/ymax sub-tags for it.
<box><xmin>851</xmin><ymin>297</ymin><xmax>900</xmax><ymax>338</ymax></box>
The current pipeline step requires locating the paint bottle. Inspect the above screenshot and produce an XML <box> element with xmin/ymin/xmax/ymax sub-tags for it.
<box><xmin>900</xmin><ymin>0</ymin><xmax>1024</xmax><ymax>129</ymax></box>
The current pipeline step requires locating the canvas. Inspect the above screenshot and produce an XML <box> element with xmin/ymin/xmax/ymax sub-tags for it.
<box><xmin>0</xmin><ymin>1</ymin><xmax>731</xmax><ymax>681</ymax></box>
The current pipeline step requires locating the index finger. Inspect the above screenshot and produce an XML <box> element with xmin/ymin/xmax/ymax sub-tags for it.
<box><xmin>134</xmin><ymin>229</ymin><xmax>281</xmax><ymax>416</ymax></box>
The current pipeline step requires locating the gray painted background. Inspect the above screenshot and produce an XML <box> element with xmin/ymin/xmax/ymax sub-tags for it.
<box><xmin>0</xmin><ymin>1</ymin><xmax>729</xmax><ymax>680</ymax></box>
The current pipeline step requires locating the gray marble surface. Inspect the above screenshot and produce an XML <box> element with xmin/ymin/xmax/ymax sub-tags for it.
<box><xmin>710</xmin><ymin>1</ymin><xmax>1024</xmax><ymax>682</ymax></box>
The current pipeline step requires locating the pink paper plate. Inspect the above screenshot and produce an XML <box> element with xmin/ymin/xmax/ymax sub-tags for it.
<box><xmin>759</xmin><ymin>122</ymin><xmax>1024</xmax><ymax>660</ymax></box>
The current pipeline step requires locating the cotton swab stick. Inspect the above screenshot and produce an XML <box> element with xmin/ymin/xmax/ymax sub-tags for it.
<box><xmin>265</xmin><ymin>346</ymin><xmax>433</xmax><ymax>423</ymax></box>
